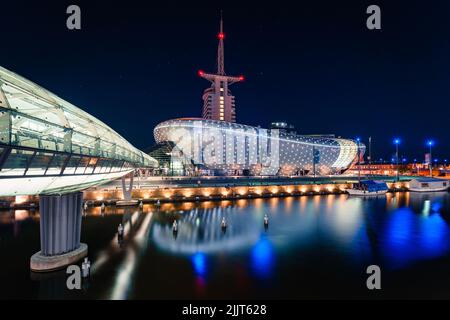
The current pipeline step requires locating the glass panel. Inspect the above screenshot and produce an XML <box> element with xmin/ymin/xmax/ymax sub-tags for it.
<box><xmin>0</xmin><ymin>147</ymin><xmax>4</xmax><ymax>170</ymax></box>
<box><xmin>26</xmin><ymin>152</ymin><xmax>53</xmax><ymax>175</ymax></box>
<box><xmin>72</xmin><ymin>131</ymin><xmax>97</xmax><ymax>154</ymax></box>
<box><xmin>63</xmin><ymin>155</ymin><xmax>81</xmax><ymax>175</ymax></box>
<box><xmin>111</xmin><ymin>160</ymin><xmax>124</xmax><ymax>172</ymax></box>
<box><xmin>94</xmin><ymin>159</ymin><xmax>106</xmax><ymax>173</ymax></box>
<box><xmin>46</xmin><ymin>153</ymin><xmax>68</xmax><ymax>175</ymax></box>
<box><xmin>0</xmin><ymin>149</ymin><xmax>34</xmax><ymax>176</ymax></box>
<box><xmin>75</xmin><ymin>157</ymin><xmax>90</xmax><ymax>174</ymax></box>
<box><xmin>85</xmin><ymin>158</ymin><xmax>98</xmax><ymax>174</ymax></box>
<box><xmin>100</xmin><ymin>160</ymin><xmax>112</xmax><ymax>173</ymax></box>
<box><xmin>105</xmin><ymin>159</ymin><xmax>115</xmax><ymax>173</ymax></box>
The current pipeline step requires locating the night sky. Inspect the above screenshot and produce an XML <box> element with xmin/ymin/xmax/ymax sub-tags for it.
<box><xmin>1</xmin><ymin>0</ymin><xmax>449</xmax><ymax>162</ymax></box>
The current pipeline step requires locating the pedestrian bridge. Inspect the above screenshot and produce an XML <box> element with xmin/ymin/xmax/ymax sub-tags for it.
<box><xmin>0</xmin><ymin>66</ymin><xmax>157</xmax><ymax>196</ymax></box>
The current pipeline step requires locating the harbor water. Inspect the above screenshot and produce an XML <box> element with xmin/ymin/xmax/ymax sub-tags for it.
<box><xmin>1</xmin><ymin>192</ymin><xmax>450</xmax><ymax>299</ymax></box>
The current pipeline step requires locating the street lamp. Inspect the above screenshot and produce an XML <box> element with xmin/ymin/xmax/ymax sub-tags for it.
<box><xmin>356</xmin><ymin>137</ymin><xmax>361</xmax><ymax>185</ymax></box>
<box><xmin>427</xmin><ymin>140</ymin><xmax>434</xmax><ymax>177</ymax></box>
<box><xmin>394</xmin><ymin>138</ymin><xmax>400</xmax><ymax>182</ymax></box>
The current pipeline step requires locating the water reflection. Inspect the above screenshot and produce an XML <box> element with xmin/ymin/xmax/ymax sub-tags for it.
<box><xmin>251</xmin><ymin>236</ymin><xmax>274</xmax><ymax>278</ymax></box>
<box><xmin>152</xmin><ymin>205</ymin><xmax>261</xmax><ymax>255</ymax></box>
<box><xmin>192</xmin><ymin>252</ymin><xmax>207</xmax><ymax>276</ymax></box>
<box><xmin>2</xmin><ymin>191</ymin><xmax>450</xmax><ymax>299</ymax></box>
<box><xmin>108</xmin><ymin>210</ymin><xmax>153</xmax><ymax>300</ymax></box>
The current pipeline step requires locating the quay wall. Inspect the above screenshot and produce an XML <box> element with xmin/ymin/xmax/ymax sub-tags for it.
<box><xmin>82</xmin><ymin>181</ymin><xmax>410</xmax><ymax>205</ymax></box>
<box><xmin>0</xmin><ymin>180</ymin><xmax>410</xmax><ymax>209</ymax></box>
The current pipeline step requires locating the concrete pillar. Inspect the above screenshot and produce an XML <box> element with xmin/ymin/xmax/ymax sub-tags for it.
<box><xmin>30</xmin><ymin>192</ymin><xmax>88</xmax><ymax>272</ymax></box>
<box><xmin>121</xmin><ymin>173</ymin><xmax>134</xmax><ymax>201</ymax></box>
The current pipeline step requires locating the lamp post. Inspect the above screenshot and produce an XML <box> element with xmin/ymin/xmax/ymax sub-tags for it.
<box><xmin>312</xmin><ymin>145</ymin><xmax>316</xmax><ymax>184</ymax></box>
<box><xmin>394</xmin><ymin>138</ymin><xmax>400</xmax><ymax>182</ymax></box>
<box><xmin>356</xmin><ymin>137</ymin><xmax>361</xmax><ymax>185</ymax></box>
<box><xmin>427</xmin><ymin>140</ymin><xmax>434</xmax><ymax>177</ymax></box>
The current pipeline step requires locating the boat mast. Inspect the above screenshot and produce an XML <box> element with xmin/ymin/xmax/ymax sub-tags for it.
<box><xmin>368</xmin><ymin>136</ymin><xmax>372</xmax><ymax>177</ymax></box>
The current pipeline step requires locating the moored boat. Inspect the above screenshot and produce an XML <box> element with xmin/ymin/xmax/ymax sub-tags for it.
<box><xmin>409</xmin><ymin>178</ymin><xmax>449</xmax><ymax>192</ymax></box>
<box><xmin>347</xmin><ymin>180</ymin><xmax>388</xmax><ymax>196</ymax></box>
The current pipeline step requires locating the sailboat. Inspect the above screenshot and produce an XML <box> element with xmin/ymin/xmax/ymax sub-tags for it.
<box><xmin>346</xmin><ymin>138</ymin><xmax>388</xmax><ymax>196</ymax></box>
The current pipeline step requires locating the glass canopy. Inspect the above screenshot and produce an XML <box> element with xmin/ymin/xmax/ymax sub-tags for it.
<box><xmin>0</xmin><ymin>66</ymin><xmax>157</xmax><ymax>168</ymax></box>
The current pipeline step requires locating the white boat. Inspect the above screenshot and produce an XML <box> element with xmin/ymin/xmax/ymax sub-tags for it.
<box><xmin>409</xmin><ymin>178</ymin><xmax>449</xmax><ymax>192</ymax></box>
<box><xmin>346</xmin><ymin>180</ymin><xmax>388</xmax><ymax>196</ymax></box>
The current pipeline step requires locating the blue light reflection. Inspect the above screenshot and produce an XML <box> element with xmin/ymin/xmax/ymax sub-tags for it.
<box><xmin>250</xmin><ymin>237</ymin><xmax>274</xmax><ymax>278</ymax></box>
<box><xmin>192</xmin><ymin>252</ymin><xmax>207</xmax><ymax>277</ymax></box>
<box><xmin>383</xmin><ymin>206</ymin><xmax>449</xmax><ymax>269</ymax></box>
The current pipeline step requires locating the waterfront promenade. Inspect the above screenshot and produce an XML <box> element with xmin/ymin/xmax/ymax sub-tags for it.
<box><xmin>81</xmin><ymin>175</ymin><xmax>412</xmax><ymax>205</ymax></box>
<box><xmin>0</xmin><ymin>175</ymin><xmax>416</xmax><ymax>209</ymax></box>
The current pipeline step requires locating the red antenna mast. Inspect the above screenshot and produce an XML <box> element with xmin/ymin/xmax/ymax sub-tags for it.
<box><xmin>217</xmin><ymin>11</ymin><xmax>225</xmax><ymax>75</ymax></box>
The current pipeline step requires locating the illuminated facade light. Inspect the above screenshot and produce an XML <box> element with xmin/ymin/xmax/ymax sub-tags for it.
<box><xmin>183</xmin><ymin>190</ymin><xmax>193</xmax><ymax>197</ymax></box>
<box><xmin>154</xmin><ymin>119</ymin><xmax>364</xmax><ymax>176</ymax></box>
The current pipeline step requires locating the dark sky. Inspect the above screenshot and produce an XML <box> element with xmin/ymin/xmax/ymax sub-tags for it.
<box><xmin>1</xmin><ymin>0</ymin><xmax>449</xmax><ymax>162</ymax></box>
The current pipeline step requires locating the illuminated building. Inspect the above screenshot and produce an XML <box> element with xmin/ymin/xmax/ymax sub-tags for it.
<box><xmin>154</xmin><ymin>118</ymin><xmax>364</xmax><ymax>176</ymax></box>
<box><xmin>156</xmin><ymin>16</ymin><xmax>363</xmax><ymax>176</ymax></box>
<box><xmin>147</xmin><ymin>141</ymin><xmax>187</xmax><ymax>176</ymax></box>
<box><xmin>199</xmin><ymin>15</ymin><xmax>243</xmax><ymax>123</ymax></box>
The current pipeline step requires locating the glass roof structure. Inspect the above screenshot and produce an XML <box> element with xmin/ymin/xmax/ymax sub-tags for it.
<box><xmin>0</xmin><ymin>66</ymin><xmax>157</xmax><ymax>196</ymax></box>
<box><xmin>0</xmin><ymin>66</ymin><xmax>156</xmax><ymax>167</ymax></box>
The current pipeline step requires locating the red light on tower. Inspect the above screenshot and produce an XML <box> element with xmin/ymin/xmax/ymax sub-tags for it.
<box><xmin>198</xmin><ymin>70</ymin><xmax>204</xmax><ymax>77</ymax></box>
<box><xmin>238</xmin><ymin>75</ymin><xmax>245</xmax><ymax>81</ymax></box>
<box><xmin>218</xmin><ymin>32</ymin><xmax>225</xmax><ymax>40</ymax></box>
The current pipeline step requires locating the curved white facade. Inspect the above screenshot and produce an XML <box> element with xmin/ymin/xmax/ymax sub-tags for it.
<box><xmin>0</xmin><ymin>66</ymin><xmax>156</xmax><ymax>167</ymax></box>
<box><xmin>154</xmin><ymin>118</ymin><xmax>364</xmax><ymax>175</ymax></box>
<box><xmin>0</xmin><ymin>65</ymin><xmax>157</xmax><ymax>196</ymax></box>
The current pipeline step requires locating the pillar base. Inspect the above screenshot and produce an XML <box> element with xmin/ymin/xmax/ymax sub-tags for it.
<box><xmin>30</xmin><ymin>243</ymin><xmax>88</xmax><ymax>272</ymax></box>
